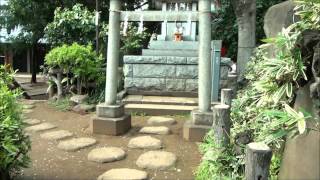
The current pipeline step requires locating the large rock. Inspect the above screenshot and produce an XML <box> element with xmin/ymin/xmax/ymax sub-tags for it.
<box><xmin>57</xmin><ymin>138</ymin><xmax>97</xmax><ymax>152</ymax></box>
<box><xmin>139</xmin><ymin>126</ymin><xmax>170</xmax><ymax>135</ymax></box>
<box><xmin>72</xmin><ymin>104</ymin><xmax>95</xmax><ymax>114</ymax></box>
<box><xmin>98</xmin><ymin>168</ymin><xmax>148</xmax><ymax>180</ymax></box>
<box><xmin>70</xmin><ymin>95</ymin><xmax>88</xmax><ymax>105</ymax></box>
<box><xmin>136</xmin><ymin>151</ymin><xmax>177</xmax><ymax>170</ymax></box>
<box><xmin>264</xmin><ymin>1</ymin><xmax>295</xmax><ymax>38</ymax></box>
<box><xmin>88</xmin><ymin>147</ymin><xmax>126</xmax><ymax>163</ymax></box>
<box><xmin>128</xmin><ymin>136</ymin><xmax>163</xmax><ymax>150</ymax></box>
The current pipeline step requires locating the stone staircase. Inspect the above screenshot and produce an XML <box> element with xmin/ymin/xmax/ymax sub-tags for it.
<box><xmin>123</xmin><ymin>95</ymin><xmax>200</xmax><ymax>115</ymax></box>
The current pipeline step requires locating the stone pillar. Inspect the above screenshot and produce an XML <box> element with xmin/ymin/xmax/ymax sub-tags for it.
<box><xmin>91</xmin><ymin>0</ymin><xmax>131</xmax><ymax>136</ymax></box>
<box><xmin>183</xmin><ymin>0</ymin><xmax>212</xmax><ymax>142</ymax></box>
<box><xmin>198</xmin><ymin>0</ymin><xmax>212</xmax><ymax>112</ymax></box>
<box><xmin>105</xmin><ymin>0</ymin><xmax>121</xmax><ymax>105</ymax></box>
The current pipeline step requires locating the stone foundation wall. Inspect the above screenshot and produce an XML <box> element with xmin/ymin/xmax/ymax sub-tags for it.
<box><xmin>123</xmin><ymin>56</ymin><xmax>232</xmax><ymax>95</ymax></box>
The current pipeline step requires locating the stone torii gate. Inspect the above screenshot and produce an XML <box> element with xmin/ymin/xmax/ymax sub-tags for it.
<box><xmin>91</xmin><ymin>0</ymin><xmax>214</xmax><ymax>140</ymax></box>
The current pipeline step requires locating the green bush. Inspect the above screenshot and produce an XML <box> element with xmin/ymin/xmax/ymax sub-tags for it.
<box><xmin>0</xmin><ymin>66</ymin><xmax>30</xmax><ymax>180</ymax></box>
<box><xmin>45</xmin><ymin>43</ymin><xmax>103</xmax><ymax>82</ymax></box>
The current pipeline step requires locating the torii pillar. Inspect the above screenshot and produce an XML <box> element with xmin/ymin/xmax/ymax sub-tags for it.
<box><xmin>183</xmin><ymin>0</ymin><xmax>213</xmax><ymax>142</ymax></box>
<box><xmin>91</xmin><ymin>0</ymin><xmax>131</xmax><ymax>135</ymax></box>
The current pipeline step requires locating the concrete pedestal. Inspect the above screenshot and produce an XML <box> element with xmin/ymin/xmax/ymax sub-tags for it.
<box><xmin>91</xmin><ymin>103</ymin><xmax>131</xmax><ymax>136</ymax></box>
<box><xmin>183</xmin><ymin>120</ymin><xmax>211</xmax><ymax>142</ymax></box>
<box><xmin>183</xmin><ymin>109</ymin><xmax>213</xmax><ymax>142</ymax></box>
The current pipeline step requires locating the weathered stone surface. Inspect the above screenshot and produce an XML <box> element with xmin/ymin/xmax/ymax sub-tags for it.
<box><xmin>125</xmin><ymin>78</ymin><xmax>166</xmax><ymax>90</ymax></box>
<box><xmin>128</xmin><ymin>136</ymin><xmax>162</xmax><ymax>150</ymax></box>
<box><xmin>23</xmin><ymin>104</ymin><xmax>35</xmax><ymax>109</ymax></box>
<box><xmin>25</xmin><ymin>123</ymin><xmax>57</xmax><ymax>132</ymax></box>
<box><xmin>192</xmin><ymin>109</ymin><xmax>214</xmax><ymax>126</ymax></box>
<box><xmin>72</xmin><ymin>104</ymin><xmax>95</xmax><ymax>114</ymax></box>
<box><xmin>133</xmin><ymin>64</ymin><xmax>175</xmax><ymax>78</ymax></box>
<box><xmin>166</xmin><ymin>79</ymin><xmax>186</xmax><ymax>91</ymax></box>
<box><xmin>136</xmin><ymin>151</ymin><xmax>177</xmax><ymax>170</ymax></box>
<box><xmin>97</xmin><ymin>168</ymin><xmax>148</xmax><ymax>180</ymax></box>
<box><xmin>88</xmin><ymin>147</ymin><xmax>126</xmax><ymax>163</ymax></box>
<box><xmin>176</xmin><ymin>65</ymin><xmax>198</xmax><ymax>79</ymax></box>
<box><xmin>124</xmin><ymin>56</ymin><xmax>166</xmax><ymax>64</ymax></box>
<box><xmin>185</xmin><ymin>79</ymin><xmax>198</xmax><ymax>92</ymax></box>
<box><xmin>166</xmin><ymin>57</ymin><xmax>187</xmax><ymax>64</ymax></box>
<box><xmin>23</xmin><ymin>109</ymin><xmax>34</xmax><ymax>114</ymax></box>
<box><xmin>186</xmin><ymin>57</ymin><xmax>198</xmax><ymax>64</ymax></box>
<box><xmin>70</xmin><ymin>95</ymin><xmax>88</xmax><ymax>104</ymax></box>
<box><xmin>23</xmin><ymin>119</ymin><xmax>41</xmax><ymax>125</ymax></box>
<box><xmin>139</xmin><ymin>126</ymin><xmax>170</xmax><ymax>135</ymax></box>
<box><xmin>147</xmin><ymin>116</ymin><xmax>176</xmax><ymax>126</ymax></box>
<box><xmin>96</xmin><ymin>103</ymin><xmax>124</xmax><ymax>118</ymax></box>
<box><xmin>123</xmin><ymin>64</ymin><xmax>133</xmax><ymax>77</ymax></box>
<box><xmin>220</xmin><ymin>66</ymin><xmax>230</xmax><ymax>80</ymax></box>
<box><xmin>264</xmin><ymin>1</ymin><xmax>295</xmax><ymax>38</ymax></box>
<box><xmin>57</xmin><ymin>138</ymin><xmax>97</xmax><ymax>152</ymax></box>
<box><xmin>40</xmin><ymin>130</ymin><xmax>73</xmax><ymax>141</ymax></box>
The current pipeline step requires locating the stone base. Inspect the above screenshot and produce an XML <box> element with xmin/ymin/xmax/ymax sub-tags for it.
<box><xmin>191</xmin><ymin>109</ymin><xmax>213</xmax><ymax>126</ymax></box>
<box><xmin>96</xmin><ymin>103</ymin><xmax>124</xmax><ymax>118</ymax></box>
<box><xmin>91</xmin><ymin>115</ymin><xmax>131</xmax><ymax>136</ymax></box>
<box><xmin>183</xmin><ymin>120</ymin><xmax>211</xmax><ymax>142</ymax></box>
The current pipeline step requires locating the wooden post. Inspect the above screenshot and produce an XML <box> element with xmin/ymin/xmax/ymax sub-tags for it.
<box><xmin>221</xmin><ymin>88</ymin><xmax>233</xmax><ymax>106</ymax></box>
<box><xmin>212</xmin><ymin>104</ymin><xmax>231</xmax><ymax>146</ymax></box>
<box><xmin>245</xmin><ymin>142</ymin><xmax>272</xmax><ymax>180</ymax></box>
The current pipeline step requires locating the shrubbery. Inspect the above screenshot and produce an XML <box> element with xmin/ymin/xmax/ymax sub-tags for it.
<box><xmin>196</xmin><ymin>0</ymin><xmax>320</xmax><ymax>179</ymax></box>
<box><xmin>44</xmin><ymin>43</ymin><xmax>104</xmax><ymax>98</ymax></box>
<box><xmin>0</xmin><ymin>66</ymin><xmax>30</xmax><ymax>180</ymax></box>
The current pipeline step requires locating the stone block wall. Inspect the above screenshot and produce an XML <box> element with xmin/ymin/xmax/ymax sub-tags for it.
<box><xmin>123</xmin><ymin>56</ymin><xmax>231</xmax><ymax>95</ymax></box>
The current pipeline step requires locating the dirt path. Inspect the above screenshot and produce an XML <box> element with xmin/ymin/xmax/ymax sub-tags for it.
<box><xmin>17</xmin><ymin>101</ymin><xmax>201</xmax><ymax>180</ymax></box>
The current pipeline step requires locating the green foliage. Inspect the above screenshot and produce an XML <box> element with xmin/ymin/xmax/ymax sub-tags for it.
<box><xmin>120</xmin><ymin>24</ymin><xmax>150</xmax><ymax>55</ymax></box>
<box><xmin>45</xmin><ymin>43</ymin><xmax>103</xmax><ymax>81</ymax></box>
<box><xmin>48</xmin><ymin>96</ymin><xmax>71</xmax><ymax>111</ymax></box>
<box><xmin>0</xmin><ymin>66</ymin><xmax>30</xmax><ymax>178</ymax></box>
<box><xmin>44</xmin><ymin>4</ymin><xmax>96</xmax><ymax>47</ymax></box>
<box><xmin>196</xmin><ymin>132</ymin><xmax>244</xmax><ymax>180</ymax></box>
<box><xmin>197</xmin><ymin>1</ymin><xmax>319</xmax><ymax>179</ymax></box>
<box><xmin>212</xmin><ymin>0</ymin><xmax>285</xmax><ymax>59</ymax></box>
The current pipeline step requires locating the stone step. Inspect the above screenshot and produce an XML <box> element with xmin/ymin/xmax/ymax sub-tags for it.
<box><xmin>125</xmin><ymin>103</ymin><xmax>196</xmax><ymax>116</ymax></box>
<box><xmin>142</xmin><ymin>49</ymin><xmax>198</xmax><ymax>57</ymax></box>
<box><xmin>149</xmin><ymin>41</ymin><xmax>199</xmax><ymax>50</ymax></box>
<box><xmin>123</xmin><ymin>95</ymin><xmax>198</xmax><ymax>106</ymax></box>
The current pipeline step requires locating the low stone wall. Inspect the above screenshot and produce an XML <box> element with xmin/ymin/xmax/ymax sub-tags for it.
<box><xmin>123</xmin><ymin>56</ymin><xmax>232</xmax><ymax>96</ymax></box>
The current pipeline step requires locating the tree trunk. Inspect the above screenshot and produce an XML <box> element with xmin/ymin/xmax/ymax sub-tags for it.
<box><xmin>232</xmin><ymin>0</ymin><xmax>256</xmax><ymax>80</ymax></box>
<box><xmin>30</xmin><ymin>45</ymin><xmax>37</xmax><ymax>84</ymax></box>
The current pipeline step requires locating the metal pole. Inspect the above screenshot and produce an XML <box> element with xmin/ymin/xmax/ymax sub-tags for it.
<box><xmin>198</xmin><ymin>0</ymin><xmax>212</xmax><ymax>112</ymax></box>
<box><xmin>105</xmin><ymin>0</ymin><xmax>121</xmax><ymax>105</ymax></box>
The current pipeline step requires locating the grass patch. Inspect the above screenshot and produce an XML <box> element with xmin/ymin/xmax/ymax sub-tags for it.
<box><xmin>48</xmin><ymin>97</ymin><xmax>71</xmax><ymax>111</ymax></box>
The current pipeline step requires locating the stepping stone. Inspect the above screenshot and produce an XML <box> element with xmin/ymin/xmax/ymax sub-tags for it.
<box><xmin>147</xmin><ymin>116</ymin><xmax>176</xmax><ymax>126</ymax></box>
<box><xmin>139</xmin><ymin>126</ymin><xmax>170</xmax><ymax>135</ymax></box>
<box><xmin>22</xmin><ymin>109</ymin><xmax>33</xmax><ymax>114</ymax></box>
<box><xmin>23</xmin><ymin>104</ymin><xmax>35</xmax><ymax>109</ymax></box>
<box><xmin>98</xmin><ymin>168</ymin><xmax>148</xmax><ymax>180</ymax></box>
<box><xmin>25</xmin><ymin>123</ymin><xmax>57</xmax><ymax>132</ymax></box>
<box><xmin>136</xmin><ymin>151</ymin><xmax>177</xmax><ymax>170</ymax></box>
<box><xmin>23</xmin><ymin>119</ymin><xmax>41</xmax><ymax>125</ymax></box>
<box><xmin>88</xmin><ymin>147</ymin><xmax>126</xmax><ymax>163</ymax></box>
<box><xmin>40</xmin><ymin>130</ymin><xmax>73</xmax><ymax>141</ymax></box>
<box><xmin>128</xmin><ymin>136</ymin><xmax>162</xmax><ymax>150</ymax></box>
<box><xmin>57</xmin><ymin>138</ymin><xmax>97</xmax><ymax>152</ymax></box>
